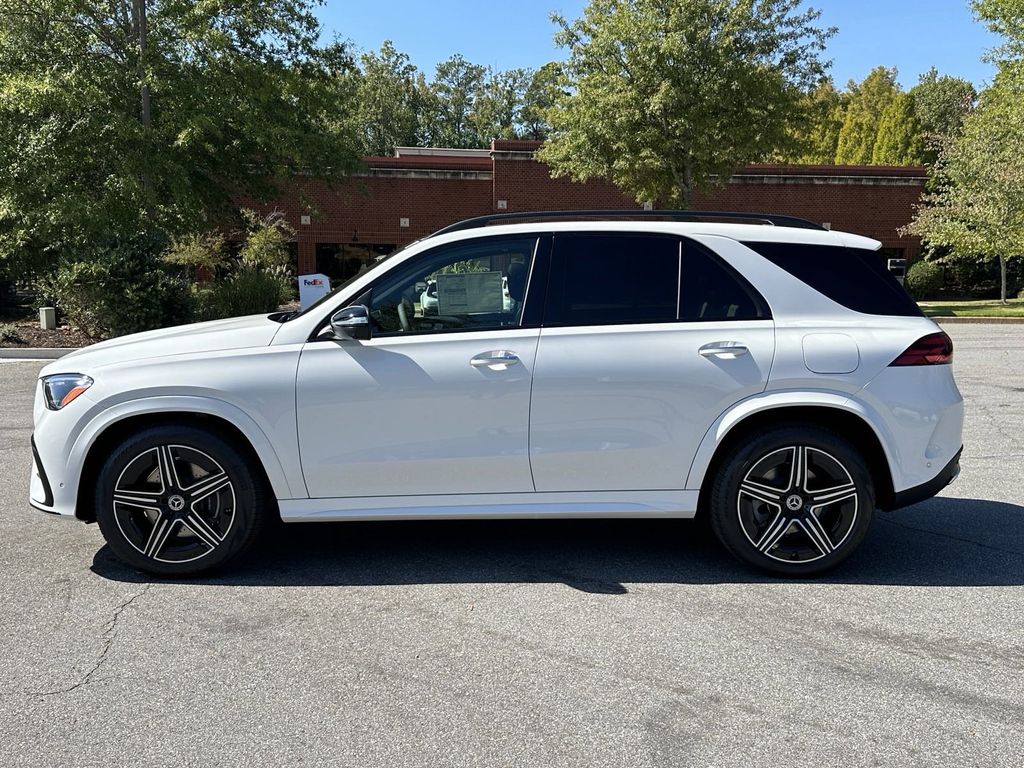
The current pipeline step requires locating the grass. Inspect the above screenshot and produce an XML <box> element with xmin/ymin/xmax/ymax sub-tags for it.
<box><xmin>918</xmin><ymin>298</ymin><xmax>1024</xmax><ymax>318</ymax></box>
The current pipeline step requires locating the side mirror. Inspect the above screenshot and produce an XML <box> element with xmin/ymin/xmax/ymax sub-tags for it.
<box><xmin>330</xmin><ymin>304</ymin><xmax>370</xmax><ymax>341</ymax></box>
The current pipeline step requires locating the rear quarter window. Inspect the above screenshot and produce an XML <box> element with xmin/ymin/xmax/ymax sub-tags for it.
<box><xmin>742</xmin><ymin>241</ymin><xmax>922</xmax><ymax>317</ymax></box>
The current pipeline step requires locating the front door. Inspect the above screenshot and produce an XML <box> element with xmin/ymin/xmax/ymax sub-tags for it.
<box><xmin>296</xmin><ymin>235</ymin><xmax>542</xmax><ymax>498</ymax></box>
<box><xmin>529</xmin><ymin>232</ymin><xmax>775</xmax><ymax>492</ymax></box>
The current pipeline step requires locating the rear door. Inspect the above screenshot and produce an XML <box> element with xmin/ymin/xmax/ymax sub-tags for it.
<box><xmin>529</xmin><ymin>232</ymin><xmax>775</xmax><ymax>492</ymax></box>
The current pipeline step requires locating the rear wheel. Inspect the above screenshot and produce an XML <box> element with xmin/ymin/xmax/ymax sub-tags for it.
<box><xmin>95</xmin><ymin>425</ymin><xmax>269</xmax><ymax>576</ymax></box>
<box><xmin>709</xmin><ymin>425</ymin><xmax>875</xmax><ymax>576</ymax></box>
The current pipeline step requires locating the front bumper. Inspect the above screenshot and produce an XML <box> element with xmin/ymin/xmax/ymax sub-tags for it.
<box><xmin>29</xmin><ymin>435</ymin><xmax>59</xmax><ymax>514</ymax></box>
<box><xmin>887</xmin><ymin>446</ymin><xmax>962</xmax><ymax>511</ymax></box>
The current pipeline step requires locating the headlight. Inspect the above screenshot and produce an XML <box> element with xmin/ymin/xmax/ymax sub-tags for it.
<box><xmin>41</xmin><ymin>374</ymin><xmax>94</xmax><ymax>410</ymax></box>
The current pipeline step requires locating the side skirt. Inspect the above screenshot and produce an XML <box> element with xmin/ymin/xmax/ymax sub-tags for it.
<box><xmin>278</xmin><ymin>490</ymin><xmax>699</xmax><ymax>522</ymax></box>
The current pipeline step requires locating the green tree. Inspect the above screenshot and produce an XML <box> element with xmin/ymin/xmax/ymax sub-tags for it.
<box><xmin>520</xmin><ymin>62</ymin><xmax>567</xmax><ymax>141</ymax></box>
<box><xmin>0</xmin><ymin>0</ymin><xmax>361</xmax><ymax>278</ymax></box>
<box><xmin>973</xmin><ymin>0</ymin><xmax>1024</xmax><ymax>58</ymax></box>
<box><xmin>538</xmin><ymin>0</ymin><xmax>834</xmax><ymax>208</ymax></box>
<box><xmin>835</xmin><ymin>66</ymin><xmax>900</xmax><ymax>164</ymax></box>
<box><xmin>354</xmin><ymin>41</ymin><xmax>423</xmax><ymax>156</ymax></box>
<box><xmin>909</xmin><ymin>68</ymin><xmax>977</xmax><ymax>161</ymax></box>
<box><xmin>779</xmin><ymin>77</ymin><xmax>847</xmax><ymax>163</ymax></box>
<box><xmin>872</xmin><ymin>91</ymin><xmax>926</xmax><ymax>165</ymax></box>
<box><xmin>904</xmin><ymin>70</ymin><xmax>1024</xmax><ymax>302</ymax></box>
<box><xmin>471</xmin><ymin>68</ymin><xmax>533</xmax><ymax>142</ymax></box>
<box><xmin>420</xmin><ymin>54</ymin><xmax>487</xmax><ymax>148</ymax></box>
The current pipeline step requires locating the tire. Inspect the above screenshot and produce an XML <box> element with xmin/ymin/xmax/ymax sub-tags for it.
<box><xmin>94</xmin><ymin>424</ymin><xmax>270</xmax><ymax>576</ymax></box>
<box><xmin>708</xmin><ymin>424</ymin><xmax>875</xmax><ymax>577</ymax></box>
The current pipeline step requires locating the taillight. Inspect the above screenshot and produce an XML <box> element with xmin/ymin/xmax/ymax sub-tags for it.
<box><xmin>889</xmin><ymin>331</ymin><xmax>953</xmax><ymax>366</ymax></box>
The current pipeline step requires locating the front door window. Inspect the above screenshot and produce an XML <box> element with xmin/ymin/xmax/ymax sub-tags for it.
<box><xmin>368</xmin><ymin>236</ymin><xmax>538</xmax><ymax>335</ymax></box>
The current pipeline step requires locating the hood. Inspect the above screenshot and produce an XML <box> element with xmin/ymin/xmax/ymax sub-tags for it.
<box><xmin>44</xmin><ymin>314</ymin><xmax>282</xmax><ymax>375</ymax></box>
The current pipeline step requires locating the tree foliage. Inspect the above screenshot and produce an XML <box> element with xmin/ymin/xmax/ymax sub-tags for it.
<box><xmin>0</xmin><ymin>0</ymin><xmax>361</xmax><ymax>278</ymax></box>
<box><xmin>419</xmin><ymin>54</ymin><xmax>488</xmax><ymax>148</ymax></box>
<box><xmin>537</xmin><ymin>0</ymin><xmax>834</xmax><ymax>208</ymax></box>
<box><xmin>783</xmin><ymin>77</ymin><xmax>847</xmax><ymax>163</ymax></box>
<box><xmin>973</xmin><ymin>0</ymin><xmax>1024</xmax><ymax>58</ymax></box>
<box><xmin>520</xmin><ymin>63</ymin><xmax>566</xmax><ymax>141</ymax></box>
<box><xmin>779</xmin><ymin>67</ymin><xmax>972</xmax><ymax>167</ymax></box>
<box><xmin>905</xmin><ymin>69</ymin><xmax>1024</xmax><ymax>302</ymax></box>
<box><xmin>471</xmin><ymin>68</ymin><xmax>533</xmax><ymax>143</ymax></box>
<box><xmin>872</xmin><ymin>91</ymin><xmax>926</xmax><ymax>165</ymax></box>
<box><xmin>162</xmin><ymin>232</ymin><xmax>228</xmax><ymax>276</ymax></box>
<box><xmin>343</xmin><ymin>44</ymin><xmax>565</xmax><ymax>152</ymax></box>
<box><xmin>909</xmin><ymin>68</ymin><xmax>977</xmax><ymax>160</ymax></box>
<box><xmin>353</xmin><ymin>41</ymin><xmax>422</xmax><ymax>156</ymax></box>
<box><xmin>835</xmin><ymin>66</ymin><xmax>899</xmax><ymax>164</ymax></box>
<box><xmin>47</xmin><ymin>234</ymin><xmax>193</xmax><ymax>339</ymax></box>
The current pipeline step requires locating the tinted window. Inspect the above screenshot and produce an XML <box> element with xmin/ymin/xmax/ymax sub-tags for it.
<box><xmin>545</xmin><ymin>234</ymin><xmax>679</xmax><ymax>326</ymax></box>
<box><xmin>369</xmin><ymin>236</ymin><xmax>537</xmax><ymax>335</ymax></box>
<box><xmin>681</xmin><ymin>243</ymin><xmax>769</xmax><ymax>321</ymax></box>
<box><xmin>743</xmin><ymin>241</ymin><xmax>922</xmax><ymax>317</ymax></box>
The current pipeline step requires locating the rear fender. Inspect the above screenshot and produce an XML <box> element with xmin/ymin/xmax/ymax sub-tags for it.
<box><xmin>685</xmin><ymin>390</ymin><xmax>898</xmax><ymax>490</ymax></box>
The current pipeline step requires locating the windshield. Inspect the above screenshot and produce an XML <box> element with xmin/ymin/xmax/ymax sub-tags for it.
<box><xmin>283</xmin><ymin>243</ymin><xmax>417</xmax><ymax>320</ymax></box>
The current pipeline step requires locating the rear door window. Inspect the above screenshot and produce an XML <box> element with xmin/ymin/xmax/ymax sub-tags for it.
<box><xmin>544</xmin><ymin>233</ymin><xmax>680</xmax><ymax>326</ymax></box>
<box><xmin>742</xmin><ymin>241</ymin><xmax>922</xmax><ymax>317</ymax></box>
<box><xmin>544</xmin><ymin>233</ymin><xmax>771</xmax><ymax>326</ymax></box>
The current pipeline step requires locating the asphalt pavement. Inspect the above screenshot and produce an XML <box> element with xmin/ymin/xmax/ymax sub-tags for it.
<box><xmin>1</xmin><ymin>324</ymin><xmax>1022</xmax><ymax>767</ymax></box>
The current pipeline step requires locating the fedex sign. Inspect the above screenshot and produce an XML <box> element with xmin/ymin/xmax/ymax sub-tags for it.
<box><xmin>298</xmin><ymin>273</ymin><xmax>332</xmax><ymax>309</ymax></box>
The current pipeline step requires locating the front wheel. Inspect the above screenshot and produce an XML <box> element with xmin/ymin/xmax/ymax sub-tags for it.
<box><xmin>95</xmin><ymin>425</ymin><xmax>270</xmax><ymax>576</ymax></box>
<box><xmin>708</xmin><ymin>425</ymin><xmax>875</xmax><ymax>576</ymax></box>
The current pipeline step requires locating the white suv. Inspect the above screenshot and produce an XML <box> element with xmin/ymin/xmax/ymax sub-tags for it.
<box><xmin>28</xmin><ymin>211</ymin><xmax>964</xmax><ymax>577</ymax></box>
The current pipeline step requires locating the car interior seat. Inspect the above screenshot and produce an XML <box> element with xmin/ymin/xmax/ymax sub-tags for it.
<box><xmin>506</xmin><ymin>261</ymin><xmax>528</xmax><ymax>311</ymax></box>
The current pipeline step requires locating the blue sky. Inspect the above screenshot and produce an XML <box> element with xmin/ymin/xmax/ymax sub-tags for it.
<box><xmin>315</xmin><ymin>0</ymin><xmax>999</xmax><ymax>89</ymax></box>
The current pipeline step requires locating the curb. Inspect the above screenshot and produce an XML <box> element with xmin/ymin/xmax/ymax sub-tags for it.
<box><xmin>931</xmin><ymin>316</ymin><xmax>1024</xmax><ymax>324</ymax></box>
<box><xmin>0</xmin><ymin>348</ymin><xmax>77</xmax><ymax>360</ymax></box>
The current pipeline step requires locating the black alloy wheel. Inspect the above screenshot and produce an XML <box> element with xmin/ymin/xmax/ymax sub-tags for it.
<box><xmin>709</xmin><ymin>425</ymin><xmax>875</xmax><ymax>576</ymax></box>
<box><xmin>95</xmin><ymin>425</ymin><xmax>269</xmax><ymax>575</ymax></box>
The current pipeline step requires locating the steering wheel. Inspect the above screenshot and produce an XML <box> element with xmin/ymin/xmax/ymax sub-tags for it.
<box><xmin>397</xmin><ymin>297</ymin><xmax>413</xmax><ymax>332</ymax></box>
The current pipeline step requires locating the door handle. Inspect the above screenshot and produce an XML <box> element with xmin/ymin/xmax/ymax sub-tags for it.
<box><xmin>699</xmin><ymin>342</ymin><xmax>749</xmax><ymax>359</ymax></box>
<box><xmin>470</xmin><ymin>351</ymin><xmax>520</xmax><ymax>370</ymax></box>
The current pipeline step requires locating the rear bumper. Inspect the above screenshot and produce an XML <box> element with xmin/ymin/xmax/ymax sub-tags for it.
<box><xmin>887</xmin><ymin>446</ymin><xmax>962</xmax><ymax>511</ymax></box>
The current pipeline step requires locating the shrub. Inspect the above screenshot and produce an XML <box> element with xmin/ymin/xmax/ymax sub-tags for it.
<box><xmin>48</xmin><ymin>238</ymin><xmax>193</xmax><ymax>339</ymax></box>
<box><xmin>238</xmin><ymin>209</ymin><xmax>295</xmax><ymax>269</ymax></box>
<box><xmin>162</xmin><ymin>232</ymin><xmax>228</xmax><ymax>275</ymax></box>
<box><xmin>165</xmin><ymin>209</ymin><xmax>298</xmax><ymax>321</ymax></box>
<box><xmin>904</xmin><ymin>259</ymin><xmax>943</xmax><ymax>300</ymax></box>
<box><xmin>207</xmin><ymin>261</ymin><xmax>292</xmax><ymax>318</ymax></box>
<box><xmin>942</xmin><ymin>255</ymin><xmax>994</xmax><ymax>297</ymax></box>
<box><xmin>0</xmin><ymin>322</ymin><xmax>23</xmax><ymax>344</ymax></box>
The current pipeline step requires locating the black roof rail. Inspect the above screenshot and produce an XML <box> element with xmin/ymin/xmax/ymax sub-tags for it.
<box><xmin>429</xmin><ymin>209</ymin><xmax>827</xmax><ymax>237</ymax></box>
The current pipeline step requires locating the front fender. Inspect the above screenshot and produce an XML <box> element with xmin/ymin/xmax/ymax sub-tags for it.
<box><xmin>684</xmin><ymin>390</ymin><xmax>899</xmax><ymax>491</ymax></box>
<box><xmin>63</xmin><ymin>395</ymin><xmax>300</xmax><ymax>513</ymax></box>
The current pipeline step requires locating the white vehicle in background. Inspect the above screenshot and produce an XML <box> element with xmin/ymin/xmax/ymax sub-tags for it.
<box><xmin>29</xmin><ymin>210</ymin><xmax>963</xmax><ymax>577</ymax></box>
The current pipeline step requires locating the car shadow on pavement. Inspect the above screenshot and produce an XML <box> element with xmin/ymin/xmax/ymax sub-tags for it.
<box><xmin>90</xmin><ymin>496</ymin><xmax>1024</xmax><ymax>591</ymax></box>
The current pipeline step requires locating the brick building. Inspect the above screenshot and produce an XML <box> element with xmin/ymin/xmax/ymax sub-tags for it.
<box><xmin>251</xmin><ymin>139</ymin><xmax>927</xmax><ymax>280</ymax></box>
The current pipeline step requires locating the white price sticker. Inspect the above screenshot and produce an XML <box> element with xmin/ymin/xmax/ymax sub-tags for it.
<box><xmin>436</xmin><ymin>271</ymin><xmax>504</xmax><ymax>314</ymax></box>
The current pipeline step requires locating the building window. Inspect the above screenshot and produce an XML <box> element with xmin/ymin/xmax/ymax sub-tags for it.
<box><xmin>315</xmin><ymin>243</ymin><xmax>396</xmax><ymax>281</ymax></box>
